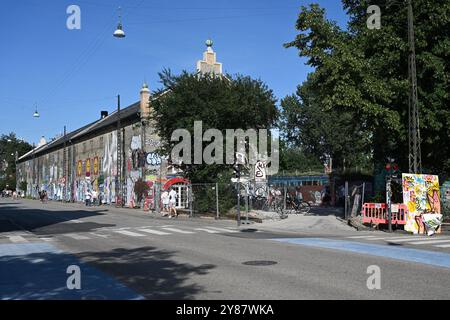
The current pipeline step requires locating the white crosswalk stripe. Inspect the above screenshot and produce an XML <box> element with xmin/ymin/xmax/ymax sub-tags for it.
<box><xmin>204</xmin><ymin>227</ymin><xmax>238</xmax><ymax>233</ymax></box>
<box><xmin>195</xmin><ymin>228</ymin><xmax>220</xmax><ymax>234</ymax></box>
<box><xmin>138</xmin><ymin>228</ymin><xmax>171</xmax><ymax>235</ymax></box>
<box><xmin>385</xmin><ymin>237</ymin><xmax>432</xmax><ymax>242</ymax></box>
<box><xmin>408</xmin><ymin>239</ymin><xmax>450</xmax><ymax>245</ymax></box>
<box><xmin>66</xmin><ymin>220</ymin><xmax>83</xmax><ymax>224</ymax></box>
<box><xmin>65</xmin><ymin>234</ymin><xmax>90</xmax><ymax>240</ymax></box>
<box><xmin>161</xmin><ymin>227</ymin><xmax>195</xmax><ymax>234</ymax></box>
<box><xmin>8</xmin><ymin>235</ymin><xmax>29</xmax><ymax>243</ymax></box>
<box><xmin>114</xmin><ymin>230</ymin><xmax>146</xmax><ymax>237</ymax></box>
<box><xmin>347</xmin><ymin>235</ymin><xmax>377</xmax><ymax>239</ymax></box>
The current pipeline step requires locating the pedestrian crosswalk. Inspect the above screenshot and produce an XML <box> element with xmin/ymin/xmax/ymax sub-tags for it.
<box><xmin>0</xmin><ymin>224</ymin><xmax>240</xmax><ymax>244</ymax></box>
<box><xmin>344</xmin><ymin>234</ymin><xmax>450</xmax><ymax>250</ymax></box>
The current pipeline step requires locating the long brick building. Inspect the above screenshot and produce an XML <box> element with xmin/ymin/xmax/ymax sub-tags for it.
<box><xmin>16</xmin><ymin>41</ymin><xmax>223</xmax><ymax>208</ymax></box>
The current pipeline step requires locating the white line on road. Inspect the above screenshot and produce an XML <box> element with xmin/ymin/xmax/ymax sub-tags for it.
<box><xmin>195</xmin><ymin>228</ymin><xmax>220</xmax><ymax>234</ymax></box>
<box><xmin>205</xmin><ymin>227</ymin><xmax>239</xmax><ymax>233</ymax></box>
<box><xmin>161</xmin><ymin>227</ymin><xmax>195</xmax><ymax>234</ymax></box>
<box><xmin>138</xmin><ymin>228</ymin><xmax>171</xmax><ymax>235</ymax></box>
<box><xmin>39</xmin><ymin>237</ymin><xmax>54</xmax><ymax>242</ymax></box>
<box><xmin>435</xmin><ymin>244</ymin><xmax>450</xmax><ymax>248</ymax></box>
<box><xmin>385</xmin><ymin>237</ymin><xmax>430</xmax><ymax>242</ymax></box>
<box><xmin>8</xmin><ymin>235</ymin><xmax>29</xmax><ymax>243</ymax></box>
<box><xmin>114</xmin><ymin>230</ymin><xmax>146</xmax><ymax>237</ymax></box>
<box><xmin>65</xmin><ymin>234</ymin><xmax>91</xmax><ymax>240</ymax></box>
<box><xmin>66</xmin><ymin>220</ymin><xmax>83</xmax><ymax>224</ymax></box>
<box><xmin>90</xmin><ymin>233</ymin><xmax>110</xmax><ymax>238</ymax></box>
<box><xmin>408</xmin><ymin>239</ymin><xmax>450</xmax><ymax>245</ymax></box>
<box><xmin>347</xmin><ymin>235</ymin><xmax>377</xmax><ymax>239</ymax></box>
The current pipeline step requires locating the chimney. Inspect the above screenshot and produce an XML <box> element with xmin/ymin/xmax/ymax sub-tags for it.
<box><xmin>100</xmin><ymin>111</ymin><xmax>108</xmax><ymax>119</ymax></box>
<box><xmin>140</xmin><ymin>82</ymin><xmax>151</xmax><ymax>120</ymax></box>
<box><xmin>38</xmin><ymin>136</ymin><xmax>47</xmax><ymax>147</ymax></box>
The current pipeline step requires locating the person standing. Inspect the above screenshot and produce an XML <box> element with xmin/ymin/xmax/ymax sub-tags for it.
<box><xmin>168</xmin><ymin>187</ymin><xmax>178</xmax><ymax>218</ymax></box>
<box><xmin>85</xmin><ymin>189</ymin><xmax>92</xmax><ymax>206</ymax></box>
<box><xmin>91</xmin><ymin>189</ymin><xmax>98</xmax><ymax>206</ymax></box>
<box><xmin>161</xmin><ymin>190</ymin><xmax>170</xmax><ymax>216</ymax></box>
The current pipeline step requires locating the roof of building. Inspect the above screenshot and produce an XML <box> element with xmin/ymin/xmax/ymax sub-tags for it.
<box><xmin>18</xmin><ymin>101</ymin><xmax>141</xmax><ymax>162</ymax></box>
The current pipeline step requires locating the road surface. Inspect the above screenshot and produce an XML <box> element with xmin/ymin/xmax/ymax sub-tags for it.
<box><xmin>1</xmin><ymin>198</ymin><xmax>449</xmax><ymax>300</ymax></box>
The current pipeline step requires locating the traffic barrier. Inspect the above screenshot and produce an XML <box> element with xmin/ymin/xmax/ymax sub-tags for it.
<box><xmin>361</xmin><ymin>203</ymin><xmax>407</xmax><ymax>225</ymax></box>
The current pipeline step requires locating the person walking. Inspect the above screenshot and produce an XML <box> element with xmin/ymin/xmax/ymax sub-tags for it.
<box><xmin>161</xmin><ymin>190</ymin><xmax>170</xmax><ymax>216</ymax></box>
<box><xmin>91</xmin><ymin>189</ymin><xmax>98</xmax><ymax>206</ymax></box>
<box><xmin>85</xmin><ymin>189</ymin><xmax>92</xmax><ymax>206</ymax></box>
<box><xmin>168</xmin><ymin>187</ymin><xmax>178</xmax><ymax>218</ymax></box>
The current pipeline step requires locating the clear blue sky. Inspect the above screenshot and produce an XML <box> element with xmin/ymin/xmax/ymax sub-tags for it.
<box><xmin>0</xmin><ymin>0</ymin><xmax>348</xmax><ymax>145</ymax></box>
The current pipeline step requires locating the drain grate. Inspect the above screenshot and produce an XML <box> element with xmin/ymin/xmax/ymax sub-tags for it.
<box><xmin>242</xmin><ymin>260</ymin><xmax>277</xmax><ymax>266</ymax></box>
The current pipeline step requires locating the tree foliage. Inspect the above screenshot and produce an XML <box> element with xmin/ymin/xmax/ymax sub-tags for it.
<box><xmin>151</xmin><ymin>69</ymin><xmax>278</xmax><ymax>182</ymax></box>
<box><xmin>283</xmin><ymin>1</ymin><xmax>450</xmax><ymax>178</ymax></box>
<box><xmin>0</xmin><ymin>133</ymin><xmax>33</xmax><ymax>191</ymax></box>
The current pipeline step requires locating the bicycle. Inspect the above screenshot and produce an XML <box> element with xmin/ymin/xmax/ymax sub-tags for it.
<box><xmin>285</xmin><ymin>197</ymin><xmax>311</xmax><ymax>215</ymax></box>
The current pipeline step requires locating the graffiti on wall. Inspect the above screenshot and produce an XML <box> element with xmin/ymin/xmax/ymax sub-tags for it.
<box><xmin>402</xmin><ymin>174</ymin><xmax>441</xmax><ymax>234</ymax></box>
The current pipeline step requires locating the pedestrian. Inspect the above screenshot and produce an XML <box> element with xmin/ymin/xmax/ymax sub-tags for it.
<box><xmin>91</xmin><ymin>189</ymin><xmax>98</xmax><ymax>206</ymax></box>
<box><xmin>168</xmin><ymin>187</ymin><xmax>178</xmax><ymax>218</ymax></box>
<box><xmin>85</xmin><ymin>189</ymin><xmax>92</xmax><ymax>206</ymax></box>
<box><xmin>161</xmin><ymin>189</ymin><xmax>170</xmax><ymax>216</ymax></box>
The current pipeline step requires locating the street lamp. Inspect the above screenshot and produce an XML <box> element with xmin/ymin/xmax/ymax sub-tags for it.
<box><xmin>113</xmin><ymin>7</ymin><xmax>126</xmax><ymax>38</ymax></box>
<box><xmin>33</xmin><ymin>104</ymin><xmax>40</xmax><ymax>118</ymax></box>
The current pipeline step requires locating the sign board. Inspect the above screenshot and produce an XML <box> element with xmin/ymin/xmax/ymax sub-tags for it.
<box><xmin>254</xmin><ymin>160</ymin><xmax>267</xmax><ymax>182</ymax></box>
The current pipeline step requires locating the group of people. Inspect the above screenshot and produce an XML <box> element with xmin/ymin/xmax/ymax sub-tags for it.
<box><xmin>84</xmin><ymin>189</ymin><xmax>100</xmax><ymax>206</ymax></box>
<box><xmin>161</xmin><ymin>187</ymin><xmax>178</xmax><ymax>218</ymax></box>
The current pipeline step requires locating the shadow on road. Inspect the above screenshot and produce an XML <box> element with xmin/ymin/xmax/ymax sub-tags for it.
<box><xmin>0</xmin><ymin>245</ymin><xmax>215</xmax><ymax>300</ymax></box>
<box><xmin>0</xmin><ymin>201</ymin><xmax>110</xmax><ymax>234</ymax></box>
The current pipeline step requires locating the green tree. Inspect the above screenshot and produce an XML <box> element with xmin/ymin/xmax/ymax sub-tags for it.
<box><xmin>151</xmin><ymin>69</ymin><xmax>278</xmax><ymax>182</ymax></box>
<box><xmin>0</xmin><ymin>133</ymin><xmax>33</xmax><ymax>191</ymax></box>
<box><xmin>284</xmin><ymin>1</ymin><xmax>450</xmax><ymax>179</ymax></box>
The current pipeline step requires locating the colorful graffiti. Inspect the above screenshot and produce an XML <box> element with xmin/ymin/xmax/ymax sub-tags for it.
<box><xmin>402</xmin><ymin>174</ymin><xmax>441</xmax><ymax>234</ymax></box>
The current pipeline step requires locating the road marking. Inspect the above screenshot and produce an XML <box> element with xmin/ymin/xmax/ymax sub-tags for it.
<box><xmin>365</xmin><ymin>237</ymin><xmax>391</xmax><ymax>240</ymax></box>
<box><xmin>408</xmin><ymin>239</ymin><xmax>450</xmax><ymax>245</ymax></box>
<box><xmin>435</xmin><ymin>244</ymin><xmax>450</xmax><ymax>248</ymax></box>
<box><xmin>204</xmin><ymin>227</ymin><xmax>238</xmax><ymax>233</ymax></box>
<box><xmin>114</xmin><ymin>230</ymin><xmax>146</xmax><ymax>237</ymax></box>
<box><xmin>39</xmin><ymin>237</ymin><xmax>54</xmax><ymax>242</ymax></box>
<box><xmin>386</xmin><ymin>236</ymin><xmax>439</xmax><ymax>243</ymax></box>
<box><xmin>8</xmin><ymin>235</ymin><xmax>29</xmax><ymax>243</ymax></box>
<box><xmin>65</xmin><ymin>234</ymin><xmax>90</xmax><ymax>240</ymax></box>
<box><xmin>195</xmin><ymin>228</ymin><xmax>220</xmax><ymax>234</ymax></box>
<box><xmin>347</xmin><ymin>235</ymin><xmax>377</xmax><ymax>239</ymax></box>
<box><xmin>66</xmin><ymin>220</ymin><xmax>83</xmax><ymax>224</ymax></box>
<box><xmin>161</xmin><ymin>227</ymin><xmax>195</xmax><ymax>234</ymax></box>
<box><xmin>138</xmin><ymin>228</ymin><xmax>171</xmax><ymax>235</ymax></box>
<box><xmin>90</xmin><ymin>233</ymin><xmax>110</xmax><ymax>238</ymax></box>
<box><xmin>272</xmin><ymin>238</ymin><xmax>450</xmax><ymax>269</ymax></box>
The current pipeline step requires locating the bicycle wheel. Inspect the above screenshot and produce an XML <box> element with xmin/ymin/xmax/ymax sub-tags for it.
<box><xmin>297</xmin><ymin>202</ymin><xmax>311</xmax><ymax>214</ymax></box>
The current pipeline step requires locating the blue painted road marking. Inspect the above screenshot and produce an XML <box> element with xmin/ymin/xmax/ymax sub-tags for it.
<box><xmin>272</xmin><ymin>238</ymin><xmax>450</xmax><ymax>270</ymax></box>
<box><xmin>0</xmin><ymin>243</ymin><xmax>143</xmax><ymax>300</ymax></box>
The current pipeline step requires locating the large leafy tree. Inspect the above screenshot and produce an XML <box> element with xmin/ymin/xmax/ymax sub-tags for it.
<box><xmin>151</xmin><ymin>69</ymin><xmax>278</xmax><ymax>182</ymax></box>
<box><xmin>283</xmin><ymin>1</ymin><xmax>450</xmax><ymax>178</ymax></box>
<box><xmin>0</xmin><ymin>133</ymin><xmax>33</xmax><ymax>191</ymax></box>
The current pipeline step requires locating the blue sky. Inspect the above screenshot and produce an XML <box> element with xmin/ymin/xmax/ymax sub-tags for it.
<box><xmin>0</xmin><ymin>0</ymin><xmax>348</xmax><ymax>145</ymax></box>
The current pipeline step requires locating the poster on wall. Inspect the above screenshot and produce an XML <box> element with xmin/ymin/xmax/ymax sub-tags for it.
<box><xmin>93</xmin><ymin>157</ymin><xmax>99</xmax><ymax>175</ymax></box>
<box><xmin>85</xmin><ymin>158</ymin><xmax>91</xmax><ymax>177</ymax></box>
<box><xmin>402</xmin><ymin>174</ymin><xmax>441</xmax><ymax>234</ymax></box>
<box><xmin>77</xmin><ymin>160</ymin><xmax>82</xmax><ymax>177</ymax></box>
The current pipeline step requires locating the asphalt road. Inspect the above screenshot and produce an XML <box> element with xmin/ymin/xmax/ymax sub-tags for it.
<box><xmin>1</xmin><ymin>198</ymin><xmax>450</xmax><ymax>300</ymax></box>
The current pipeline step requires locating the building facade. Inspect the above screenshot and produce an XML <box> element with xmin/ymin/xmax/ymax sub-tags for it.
<box><xmin>16</xmin><ymin>41</ymin><xmax>223</xmax><ymax>208</ymax></box>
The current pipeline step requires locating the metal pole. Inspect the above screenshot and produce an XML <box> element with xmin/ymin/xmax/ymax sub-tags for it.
<box><xmin>344</xmin><ymin>181</ymin><xmax>349</xmax><ymax>219</ymax></box>
<box><xmin>215</xmin><ymin>182</ymin><xmax>219</xmax><ymax>220</ymax></box>
<box><xmin>116</xmin><ymin>94</ymin><xmax>121</xmax><ymax>207</ymax></box>
<box><xmin>189</xmin><ymin>184</ymin><xmax>193</xmax><ymax>218</ymax></box>
<box><xmin>387</xmin><ymin>176</ymin><xmax>393</xmax><ymax>232</ymax></box>
<box><xmin>362</xmin><ymin>182</ymin><xmax>365</xmax><ymax>208</ymax></box>
<box><xmin>407</xmin><ymin>0</ymin><xmax>421</xmax><ymax>174</ymax></box>
<box><xmin>237</xmin><ymin>167</ymin><xmax>241</xmax><ymax>226</ymax></box>
<box><xmin>245</xmin><ymin>182</ymin><xmax>249</xmax><ymax>224</ymax></box>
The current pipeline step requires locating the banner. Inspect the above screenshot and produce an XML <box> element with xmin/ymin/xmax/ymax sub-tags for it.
<box><xmin>402</xmin><ymin>174</ymin><xmax>441</xmax><ymax>234</ymax></box>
